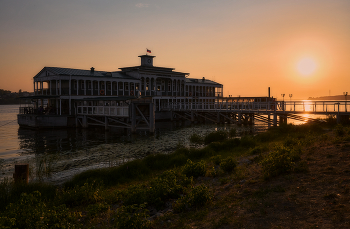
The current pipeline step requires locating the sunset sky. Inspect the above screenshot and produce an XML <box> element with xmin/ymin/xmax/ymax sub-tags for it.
<box><xmin>1</xmin><ymin>0</ymin><xmax>349</xmax><ymax>100</ymax></box>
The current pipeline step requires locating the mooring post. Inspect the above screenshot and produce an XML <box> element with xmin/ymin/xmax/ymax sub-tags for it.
<box><xmin>268</xmin><ymin>114</ymin><xmax>271</xmax><ymax>128</ymax></box>
<box><xmin>13</xmin><ymin>164</ymin><xmax>29</xmax><ymax>184</ymax></box>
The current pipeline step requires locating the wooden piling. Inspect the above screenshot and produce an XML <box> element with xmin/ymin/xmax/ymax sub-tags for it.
<box><xmin>13</xmin><ymin>164</ymin><xmax>29</xmax><ymax>184</ymax></box>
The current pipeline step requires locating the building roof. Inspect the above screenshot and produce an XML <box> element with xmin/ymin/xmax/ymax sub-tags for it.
<box><xmin>186</xmin><ymin>78</ymin><xmax>221</xmax><ymax>85</ymax></box>
<box><xmin>119</xmin><ymin>65</ymin><xmax>189</xmax><ymax>76</ymax></box>
<box><xmin>35</xmin><ymin>67</ymin><xmax>135</xmax><ymax>79</ymax></box>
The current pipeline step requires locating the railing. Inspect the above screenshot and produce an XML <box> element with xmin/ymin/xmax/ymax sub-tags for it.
<box><xmin>19</xmin><ymin>107</ymin><xmax>58</xmax><ymax>115</ymax></box>
<box><xmin>76</xmin><ymin>105</ymin><xmax>129</xmax><ymax>117</ymax></box>
<box><xmin>158</xmin><ymin>101</ymin><xmax>350</xmax><ymax>113</ymax></box>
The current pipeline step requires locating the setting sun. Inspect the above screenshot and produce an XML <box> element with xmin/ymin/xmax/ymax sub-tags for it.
<box><xmin>297</xmin><ymin>57</ymin><xmax>317</xmax><ymax>76</ymax></box>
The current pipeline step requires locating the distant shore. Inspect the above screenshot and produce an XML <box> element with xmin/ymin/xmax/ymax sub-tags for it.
<box><xmin>308</xmin><ymin>95</ymin><xmax>348</xmax><ymax>100</ymax></box>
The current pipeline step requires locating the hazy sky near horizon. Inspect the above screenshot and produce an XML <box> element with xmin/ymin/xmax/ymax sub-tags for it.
<box><xmin>1</xmin><ymin>0</ymin><xmax>349</xmax><ymax>99</ymax></box>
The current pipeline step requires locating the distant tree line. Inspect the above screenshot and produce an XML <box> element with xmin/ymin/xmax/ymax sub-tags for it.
<box><xmin>0</xmin><ymin>89</ymin><xmax>33</xmax><ymax>105</ymax></box>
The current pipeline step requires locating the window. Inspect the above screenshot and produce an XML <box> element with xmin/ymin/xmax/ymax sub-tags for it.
<box><xmin>74</xmin><ymin>81</ymin><xmax>77</xmax><ymax>90</ymax></box>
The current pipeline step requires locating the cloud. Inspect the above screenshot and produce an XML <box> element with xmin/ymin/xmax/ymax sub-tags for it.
<box><xmin>135</xmin><ymin>3</ymin><xmax>149</xmax><ymax>8</ymax></box>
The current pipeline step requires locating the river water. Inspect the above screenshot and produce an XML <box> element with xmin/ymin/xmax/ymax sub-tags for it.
<box><xmin>1</xmin><ymin>104</ymin><xmax>272</xmax><ymax>184</ymax></box>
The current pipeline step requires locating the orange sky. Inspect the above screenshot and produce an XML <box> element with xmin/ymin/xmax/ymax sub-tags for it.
<box><xmin>1</xmin><ymin>0</ymin><xmax>349</xmax><ymax>100</ymax></box>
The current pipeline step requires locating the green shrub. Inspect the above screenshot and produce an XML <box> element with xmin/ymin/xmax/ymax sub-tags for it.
<box><xmin>116</xmin><ymin>184</ymin><xmax>147</xmax><ymax>206</ymax></box>
<box><xmin>115</xmin><ymin>170</ymin><xmax>192</xmax><ymax>208</ymax></box>
<box><xmin>240</xmin><ymin>136</ymin><xmax>256</xmax><ymax>148</ymax></box>
<box><xmin>229</xmin><ymin>128</ymin><xmax>237</xmax><ymax>138</ymax></box>
<box><xmin>190</xmin><ymin>133</ymin><xmax>203</xmax><ymax>144</ymax></box>
<box><xmin>249</xmin><ymin>146</ymin><xmax>266</xmax><ymax>155</ymax></box>
<box><xmin>210</xmin><ymin>155</ymin><xmax>222</xmax><ymax>165</ymax></box>
<box><xmin>57</xmin><ymin>181</ymin><xmax>103</xmax><ymax>207</ymax></box>
<box><xmin>173</xmin><ymin>185</ymin><xmax>212</xmax><ymax>212</ymax></box>
<box><xmin>114</xmin><ymin>204</ymin><xmax>151</xmax><ymax>229</ymax></box>
<box><xmin>220</xmin><ymin>157</ymin><xmax>237</xmax><ymax>173</ymax></box>
<box><xmin>0</xmin><ymin>191</ymin><xmax>79</xmax><ymax>229</ymax></box>
<box><xmin>188</xmin><ymin>147</ymin><xmax>214</xmax><ymax>160</ymax></box>
<box><xmin>182</xmin><ymin>159</ymin><xmax>206</xmax><ymax>178</ymax></box>
<box><xmin>260</xmin><ymin>146</ymin><xmax>296</xmax><ymax>179</ymax></box>
<box><xmin>0</xmin><ymin>180</ymin><xmax>56</xmax><ymax>211</ymax></box>
<box><xmin>87</xmin><ymin>202</ymin><xmax>110</xmax><ymax>216</ymax></box>
<box><xmin>204</xmin><ymin>130</ymin><xmax>228</xmax><ymax>145</ymax></box>
<box><xmin>147</xmin><ymin>170</ymin><xmax>191</xmax><ymax>208</ymax></box>
<box><xmin>335</xmin><ymin>124</ymin><xmax>345</xmax><ymax>136</ymax></box>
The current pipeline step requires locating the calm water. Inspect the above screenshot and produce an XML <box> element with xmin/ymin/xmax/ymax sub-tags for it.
<box><xmin>0</xmin><ymin>104</ymin><xmax>320</xmax><ymax>183</ymax></box>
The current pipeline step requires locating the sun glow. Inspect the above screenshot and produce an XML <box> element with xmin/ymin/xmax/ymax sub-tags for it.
<box><xmin>297</xmin><ymin>57</ymin><xmax>317</xmax><ymax>76</ymax></box>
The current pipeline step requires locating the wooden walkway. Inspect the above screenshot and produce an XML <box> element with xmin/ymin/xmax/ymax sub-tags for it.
<box><xmin>75</xmin><ymin>100</ymin><xmax>350</xmax><ymax>132</ymax></box>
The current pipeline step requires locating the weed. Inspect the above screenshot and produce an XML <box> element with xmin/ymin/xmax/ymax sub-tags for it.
<box><xmin>229</xmin><ymin>128</ymin><xmax>237</xmax><ymax>138</ymax></box>
<box><xmin>113</xmin><ymin>203</ymin><xmax>151</xmax><ymax>229</ymax></box>
<box><xmin>210</xmin><ymin>155</ymin><xmax>222</xmax><ymax>165</ymax></box>
<box><xmin>173</xmin><ymin>185</ymin><xmax>212</xmax><ymax>212</ymax></box>
<box><xmin>335</xmin><ymin>124</ymin><xmax>345</xmax><ymax>136</ymax></box>
<box><xmin>182</xmin><ymin>159</ymin><xmax>206</xmax><ymax>178</ymax></box>
<box><xmin>220</xmin><ymin>157</ymin><xmax>237</xmax><ymax>173</ymax></box>
<box><xmin>0</xmin><ymin>191</ymin><xmax>79</xmax><ymax>229</ymax></box>
<box><xmin>204</xmin><ymin>130</ymin><xmax>228</xmax><ymax>144</ymax></box>
<box><xmin>240</xmin><ymin>136</ymin><xmax>256</xmax><ymax>148</ymax></box>
<box><xmin>57</xmin><ymin>181</ymin><xmax>103</xmax><ymax>207</ymax></box>
<box><xmin>87</xmin><ymin>202</ymin><xmax>110</xmax><ymax>216</ymax></box>
<box><xmin>260</xmin><ymin>145</ymin><xmax>296</xmax><ymax>179</ymax></box>
<box><xmin>190</xmin><ymin>133</ymin><xmax>203</xmax><ymax>144</ymax></box>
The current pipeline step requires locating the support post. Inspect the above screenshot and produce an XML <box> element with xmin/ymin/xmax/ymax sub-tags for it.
<box><xmin>238</xmin><ymin>112</ymin><xmax>242</xmax><ymax>125</ymax></box>
<box><xmin>149</xmin><ymin>103</ymin><xmax>155</xmax><ymax>133</ymax></box>
<box><xmin>105</xmin><ymin>116</ymin><xmax>109</xmax><ymax>131</ymax></box>
<box><xmin>273</xmin><ymin>113</ymin><xmax>277</xmax><ymax>127</ymax></box>
<box><xmin>131</xmin><ymin>103</ymin><xmax>136</xmax><ymax>133</ymax></box>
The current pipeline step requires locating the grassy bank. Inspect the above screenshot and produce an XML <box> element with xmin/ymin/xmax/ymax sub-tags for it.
<box><xmin>1</xmin><ymin>121</ymin><xmax>350</xmax><ymax>228</ymax></box>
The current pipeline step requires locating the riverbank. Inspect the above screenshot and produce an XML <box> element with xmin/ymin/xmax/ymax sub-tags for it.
<box><xmin>1</xmin><ymin>121</ymin><xmax>349</xmax><ymax>228</ymax></box>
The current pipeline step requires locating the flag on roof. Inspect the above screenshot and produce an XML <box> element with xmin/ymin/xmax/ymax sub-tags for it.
<box><xmin>147</xmin><ymin>49</ymin><xmax>151</xmax><ymax>53</ymax></box>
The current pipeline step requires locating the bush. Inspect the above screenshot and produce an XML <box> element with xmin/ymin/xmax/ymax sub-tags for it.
<box><xmin>87</xmin><ymin>202</ymin><xmax>110</xmax><ymax>216</ymax></box>
<box><xmin>260</xmin><ymin>146</ymin><xmax>295</xmax><ymax>179</ymax></box>
<box><xmin>147</xmin><ymin>170</ymin><xmax>191</xmax><ymax>208</ymax></box>
<box><xmin>190</xmin><ymin>133</ymin><xmax>203</xmax><ymax>144</ymax></box>
<box><xmin>229</xmin><ymin>128</ymin><xmax>237</xmax><ymax>138</ymax></box>
<box><xmin>210</xmin><ymin>155</ymin><xmax>222</xmax><ymax>165</ymax></box>
<box><xmin>182</xmin><ymin>159</ymin><xmax>206</xmax><ymax>178</ymax></box>
<box><xmin>220</xmin><ymin>157</ymin><xmax>237</xmax><ymax>173</ymax></box>
<box><xmin>204</xmin><ymin>131</ymin><xmax>228</xmax><ymax>145</ymax></box>
<box><xmin>0</xmin><ymin>191</ymin><xmax>79</xmax><ymax>229</ymax></box>
<box><xmin>0</xmin><ymin>180</ymin><xmax>56</xmax><ymax>211</ymax></box>
<box><xmin>115</xmin><ymin>170</ymin><xmax>192</xmax><ymax>208</ymax></box>
<box><xmin>188</xmin><ymin>147</ymin><xmax>214</xmax><ymax>160</ymax></box>
<box><xmin>57</xmin><ymin>181</ymin><xmax>103</xmax><ymax>207</ymax></box>
<box><xmin>173</xmin><ymin>185</ymin><xmax>212</xmax><ymax>212</ymax></box>
<box><xmin>116</xmin><ymin>184</ymin><xmax>148</xmax><ymax>206</ymax></box>
<box><xmin>240</xmin><ymin>136</ymin><xmax>256</xmax><ymax>148</ymax></box>
<box><xmin>335</xmin><ymin>124</ymin><xmax>345</xmax><ymax>136</ymax></box>
<box><xmin>114</xmin><ymin>204</ymin><xmax>151</xmax><ymax>229</ymax></box>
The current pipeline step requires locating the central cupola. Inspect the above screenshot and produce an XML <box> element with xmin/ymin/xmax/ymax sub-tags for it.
<box><xmin>139</xmin><ymin>55</ymin><xmax>155</xmax><ymax>67</ymax></box>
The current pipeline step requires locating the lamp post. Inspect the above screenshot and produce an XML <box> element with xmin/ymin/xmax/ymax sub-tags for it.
<box><xmin>289</xmin><ymin>94</ymin><xmax>293</xmax><ymax>111</ymax></box>
<box><xmin>281</xmin><ymin>94</ymin><xmax>285</xmax><ymax>111</ymax></box>
<box><xmin>344</xmin><ymin>92</ymin><xmax>348</xmax><ymax>112</ymax></box>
